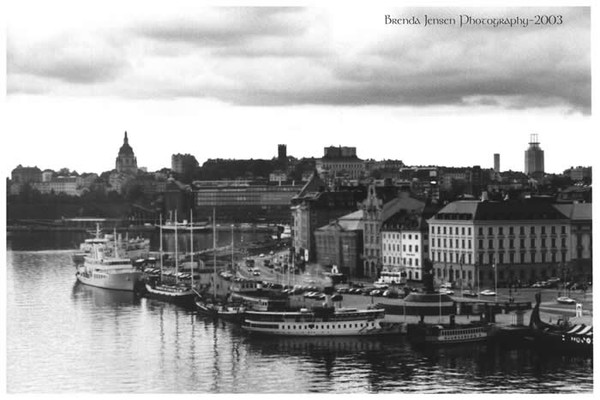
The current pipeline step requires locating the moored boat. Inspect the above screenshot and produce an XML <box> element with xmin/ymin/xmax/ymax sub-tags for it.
<box><xmin>241</xmin><ymin>304</ymin><xmax>400</xmax><ymax>336</ymax></box>
<box><xmin>73</xmin><ymin>224</ymin><xmax>150</xmax><ymax>264</ymax></box>
<box><xmin>407</xmin><ymin>322</ymin><xmax>495</xmax><ymax>344</ymax></box>
<box><xmin>529</xmin><ymin>292</ymin><xmax>592</xmax><ymax>354</ymax></box>
<box><xmin>76</xmin><ymin>245</ymin><xmax>143</xmax><ymax>292</ymax></box>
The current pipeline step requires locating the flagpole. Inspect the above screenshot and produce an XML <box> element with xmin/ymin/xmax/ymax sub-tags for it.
<box><xmin>494</xmin><ymin>262</ymin><xmax>497</xmax><ymax>303</ymax></box>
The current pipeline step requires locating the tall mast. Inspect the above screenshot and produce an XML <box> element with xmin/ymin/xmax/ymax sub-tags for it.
<box><xmin>113</xmin><ymin>227</ymin><xmax>119</xmax><ymax>258</ymax></box>
<box><xmin>212</xmin><ymin>208</ymin><xmax>217</xmax><ymax>300</ymax></box>
<box><xmin>159</xmin><ymin>214</ymin><xmax>164</xmax><ymax>278</ymax></box>
<box><xmin>175</xmin><ymin>209</ymin><xmax>179</xmax><ymax>283</ymax></box>
<box><xmin>231</xmin><ymin>224</ymin><xmax>234</xmax><ymax>274</ymax></box>
<box><xmin>190</xmin><ymin>209</ymin><xmax>194</xmax><ymax>291</ymax></box>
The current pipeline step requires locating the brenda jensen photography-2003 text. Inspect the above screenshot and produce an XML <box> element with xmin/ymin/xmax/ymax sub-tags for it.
<box><xmin>384</xmin><ymin>14</ymin><xmax>564</xmax><ymax>28</ymax></box>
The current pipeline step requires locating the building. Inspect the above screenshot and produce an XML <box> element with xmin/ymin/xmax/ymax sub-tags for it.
<box><xmin>278</xmin><ymin>144</ymin><xmax>287</xmax><ymax>162</ymax></box>
<box><xmin>380</xmin><ymin>197</ymin><xmax>431</xmax><ymax>282</ymax></box>
<box><xmin>316</xmin><ymin>146</ymin><xmax>365</xmax><ymax>183</ymax></box>
<box><xmin>553</xmin><ymin>203</ymin><xmax>592</xmax><ymax>283</ymax></box>
<box><xmin>115</xmin><ymin>131</ymin><xmax>138</xmax><ymax>175</ymax></box>
<box><xmin>494</xmin><ymin>154</ymin><xmax>500</xmax><ymax>173</ymax></box>
<box><xmin>524</xmin><ymin>134</ymin><xmax>544</xmax><ymax>177</ymax></box>
<box><xmin>314</xmin><ymin>211</ymin><xmax>364</xmax><ymax>278</ymax></box>
<box><xmin>32</xmin><ymin>176</ymin><xmax>83</xmax><ymax>196</ymax></box>
<box><xmin>269</xmin><ymin>170</ymin><xmax>288</xmax><ymax>184</ymax></box>
<box><xmin>428</xmin><ymin>199</ymin><xmax>571</xmax><ymax>290</ymax></box>
<box><xmin>11</xmin><ymin>165</ymin><xmax>42</xmax><ymax>184</ymax></box>
<box><xmin>564</xmin><ymin>166</ymin><xmax>592</xmax><ymax>182</ymax></box>
<box><xmin>193</xmin><ymin>181</ymin><xmax>303</xmax><ymax>222</ymax></box>
<box><xmin>291</xmin><ymin>171</ymin><xmax>358</xmax><ymax>262</ymax></box>
<box><xmin>171</xmin><ymin>154</ymin><xmax>199</xmax><ymax>175</ymax></box>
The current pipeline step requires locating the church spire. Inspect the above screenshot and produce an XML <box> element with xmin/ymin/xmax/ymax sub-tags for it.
<box><xmin>124</xmin><ymin>131</ymin><xmax>128</xmax><ymax>144</ymax></box>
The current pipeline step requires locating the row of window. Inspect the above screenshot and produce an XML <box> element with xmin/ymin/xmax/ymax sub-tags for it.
<box><xmin>432</xmin><ymin>249</ymin><xmax>569</xmax><ymax>265</ymax></box>
<box><xmin>280</xmin><ymin>322</ymin><xmax>376</xmax><ymax>330</ymax></box>
<box><xmin>432</xmin><ymin>238</ymin><xmax>472</xmax><ymax>250</ymax></box>
<box><xmin>477</xmin><ymin>237</ymin><xmax>567</xmax><ymax>250</ymax></box>
<box><xmin>431</xmin><ymin>226</ymin><xmax>473</xmax><ymax>236</ymax></box>
<box><xmin>431</xmin><ymin>225</ymin><xmax>568</xmax><ymax>236</ymax></box>
<box><xmin>383</xmin><ymin>256</ymin><xmax>420</xmax><ymax>267</ymax></box>
<box><xmin>383</xmin><ymin>243</ymin><xmax>420</xmax><ymax>253</ymax></box>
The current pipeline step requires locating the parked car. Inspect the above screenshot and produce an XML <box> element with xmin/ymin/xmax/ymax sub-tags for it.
<box><xmin>439</xmin><ymin>288</ymin><xmax>454</xmax><ymax>295</ymax></box>
<box><xmin>382</xmin><ymin>290</ymin><xmax>398</xmax><ymax>298</ymax></box>
<box><xmin>369</xmin><ymin>289</ymin><xmax>383</xmax><ymax>296</ymax></box>
<box><xmin>557</xmin><ymin>296</ymin><xmax>576</xmax><ymax>304</ymax></box>
<box><xmin>462</xmin><ymin>290</ymin><xmax>478</xmax><ymax>298</ymax></box>
<box><xmin>331</xmin><ymin>294</ymin><xmax>343</xmax><ymax>301</ymax></box>
<box><xmin>480</xmin><ymin>289</ymin><xmax>496</xmax><ymax>296</ymax></box>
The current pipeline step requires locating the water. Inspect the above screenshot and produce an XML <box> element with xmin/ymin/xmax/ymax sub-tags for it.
<box><xmin>6</xmin><ymin>233</ymin><xmax>594</xmax><ymax>393</ymax></box>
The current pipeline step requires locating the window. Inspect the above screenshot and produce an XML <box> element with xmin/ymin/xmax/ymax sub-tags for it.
<box><xmin>438</xmin><ymin>238</ymin><xmax>441</xmax><ymax>248</ymax></box>
<box><xmin>541</xmin><ymin>238</ymin><xmax>546</xmax><ymax>248</ymax></box>
<box><xmin>449</xmin><ymin>227</ymin><xmax>453</xmax><ymax>235</ymax></box>
<box><xmin>541</xmin><ymin>226</ymin><xmax>546</xmax><ymax>234</ymax></box>
<box><xmin>520</xmin><ymin>238</ymin><xmax>525</xmax><ymax>248</ymax></box>
<box><xmin>509</xmin><ymin>239</ymin><xmax>514</xmax><ymax>249</ymax></box>
<box><xmin>530</xmin><ymin>226</ymin><xmax>535</xmax><ymax>235</ymax></box>
<box><xmin>488</xmin><ymin>239</ymin><xmax>493</xmax><ymax>249</ymax></box>
<box><xmin>479</xmin><ymin>239</ymin><xmax>483</xmax><ymax>249</ymax></box>
<box><xmin>478</xmin><ymin>227</ymin><xmax>483</xmax><ymax>235</ymax></box>
<box><xmin>520</xmin><ymin>226</ymin><xmax>525</xmax><ymax>235</ymax></box>
<box><xmin>509</xmin><ymin>227</ymin><xmax>514</xmax><ymax>235</ymax></box>
<box><xmin>551</xmin><ymin>226</ymin><xmax>556</xmax><ymax>234</ymax></box>
<box><xmin>488</xmin><ymin>227</ymin><xmax>493</xmax><ymax>235</ymax></box>
<box><xmin>468</xmin><ymin>254</ymin><xmax>472</xmax><ymax>264</ymax></box>
<box><xmin>443</xmin><ymin>227</ymin><xmax>447</xmax><ymax>235</ymax></box>
<box><xmin>468</xmin><ymin>227</ymin><xmax>472</xmax><ymax>235</ymax></box>
<box><xmin>499</xmin><ymin>227</ymin><xmax>504</xmax><ymax>235</ymax></box>
<box><xmin>415</xmin><ymin>245</ymin><xmax>419</xmax><ymax>252</ymax></box>
<box><xmin>530</xmin><ymin>238</ymin><xmax>535</xmax><ymax>247</ymax></box>
<box><xmin>499</xmin><ymin>239</ymin><xmax>504</xmax><ymax>249</ymax></box>
<box><xmin>561</xmin><ymin>226</ymin><xmax>566</xmax><ymax>234</ymax></box>
<box><xmin>462</xmin><ymin>239</ymin><xmax>465</xmax><ymax>249</ymax></box>
<box><xmin>462</xmin><ymin>227</ymin><xmax>465</xmax><ymax>235</ymax></box>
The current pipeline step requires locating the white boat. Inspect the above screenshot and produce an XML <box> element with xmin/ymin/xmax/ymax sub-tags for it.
<box><xmin>73</xmin><ymin>224</ymin><xmax>150</xmax><ymax>263</ymax></box>
<box><xmin>407</xmin><ymin>323</ymin><xmax>495</xmax><ymax>344</ymax></box>
<box><xmin>157</xmin><ymin>220</ymin><xmax>209</xmax><ymax>232</ymax></box>
<box><xmin>76</xmin><ymin>245</ymin><xmax>143</xmax><ymax>291</ymax></box>
<box><xmin>241</xmin><ymin>305</ymin><xmax>398</xmax><ymax>336</ymax></box>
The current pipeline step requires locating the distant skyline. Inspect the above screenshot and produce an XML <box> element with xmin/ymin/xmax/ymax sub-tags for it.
<box><xmin>2</xmin><ymin>2</ymin><xmax>594</xmax><ymax>176</ymax></box>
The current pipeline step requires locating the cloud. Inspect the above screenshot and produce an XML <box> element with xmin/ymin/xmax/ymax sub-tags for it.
<box><xmin>8</xmin><ymin>32</ymin><xmax>129</xmax><ymax>89</ymax></box>
<box><xmin>6</xmin><ymin>7</ymin><xmax>591</xmax><ymax>114</ymax></box>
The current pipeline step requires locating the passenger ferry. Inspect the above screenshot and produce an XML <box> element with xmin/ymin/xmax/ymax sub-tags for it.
<box><xmin>76</xmin><ymin>245</ymin><xmax>143</xmax><ymax>291</ymax></box>
<box><xmin>242</xmin><ymin>306</ymin><xmax>395</xmax><ymax>336</ymax></box>
<box><xmin>407</xmin><ymin>323</ymin><xmax>494</xmax><ymax>344</ymax></box>
<box><xmin>72</xmin><ymin>225</ymin><xmax>150</xmax><ymax>264</ymax></box>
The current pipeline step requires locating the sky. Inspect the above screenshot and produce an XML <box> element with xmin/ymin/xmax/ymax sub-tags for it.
<box><xmin>1</xmin><ymin>1</ymin><xmax>595</xmax><ymax>176</ymax></box>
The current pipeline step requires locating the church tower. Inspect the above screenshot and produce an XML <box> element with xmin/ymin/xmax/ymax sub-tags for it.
<box><xmin>115</xmin><ymin>131</ymin><xmax>138</xmax><ymax>174</ymax></box>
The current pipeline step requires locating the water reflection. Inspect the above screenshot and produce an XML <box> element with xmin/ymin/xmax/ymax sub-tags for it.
<box><xmin>71</xmin><ymin>281</ymin><xmax>140</xmax><ymax>308</ymax></box>
<box><xmin>7</xmin><ymin>248</ymin><xmax>594</xmax><ymax>393</ymax></box>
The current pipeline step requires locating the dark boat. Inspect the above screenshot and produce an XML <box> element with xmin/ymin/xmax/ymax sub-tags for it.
<box><xmin>529</xmin><ymin>292</ymin><xmax>593</xmax><ymax>354</ymax></box>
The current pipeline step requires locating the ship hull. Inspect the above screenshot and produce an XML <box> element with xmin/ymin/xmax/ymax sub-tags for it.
<box><xmin>76</xmin><ymin>270</ymin><xmax>143</xmax><ymax>292</ymax></box>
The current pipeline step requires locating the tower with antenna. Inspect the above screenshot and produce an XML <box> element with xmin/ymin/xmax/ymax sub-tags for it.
<box><xmin>524</xmin><ymin>133</ymin><xmax>545</xmax><ymax>177</ymax></box>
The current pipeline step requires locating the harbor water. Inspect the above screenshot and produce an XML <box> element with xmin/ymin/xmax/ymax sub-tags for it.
<box><xmin>6</xmin><ymin>232</ymin><xmax>593</xmax><ymax>393</ymax></box>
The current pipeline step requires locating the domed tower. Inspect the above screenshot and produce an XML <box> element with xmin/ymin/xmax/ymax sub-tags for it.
<box><xmin>115</xmin><ymin>131</ymin><xmax>138</xmax><ymax>174</ymax></box>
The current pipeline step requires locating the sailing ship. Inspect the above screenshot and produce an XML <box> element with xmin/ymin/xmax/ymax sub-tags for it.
<box><xmin>194</xmin><ymin>208</ymin><xmax>220</xmax><ymax>316</ymax></box>
<box><xmin>144</xmin><ymin>211</ymin><xmax>195</xmax><ymax>308</ymax></box>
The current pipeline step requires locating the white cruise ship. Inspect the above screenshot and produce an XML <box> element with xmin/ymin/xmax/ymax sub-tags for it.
<box><xmin>76</xmin><ymin>245</ymin><xmax>143</xmax><ymax>291</ymax></box>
